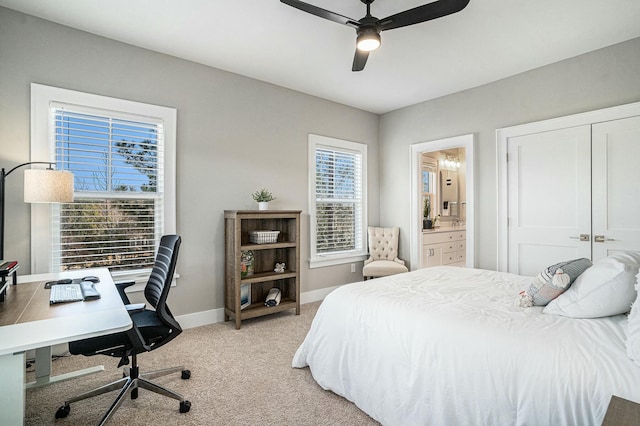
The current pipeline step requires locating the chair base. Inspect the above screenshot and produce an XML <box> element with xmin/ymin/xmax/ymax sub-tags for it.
<box><xmin>55</xmin><ymin>360</ymin><xmax>191</xmax><ymax>425</ymax></box>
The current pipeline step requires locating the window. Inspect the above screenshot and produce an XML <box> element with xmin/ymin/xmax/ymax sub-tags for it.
<box><xmin>308</xmin><ymin>134</ymin><xmax>367</xmax><ymax>268</ymax></box>
<box><xmin>31</xmin><ymin>84</ymin><xmax>176</xmax><ymax>287</ymax></box>
<box><xmin>421</xmin><ymin>156</ymin><xmax>437</xmax><ymax>221</ymax></box>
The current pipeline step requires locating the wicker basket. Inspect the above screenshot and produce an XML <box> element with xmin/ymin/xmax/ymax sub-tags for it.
<box><xmin>249</xmin><ymin>230</ymin><xmax>280</xmax><ymax>244</ymax></box>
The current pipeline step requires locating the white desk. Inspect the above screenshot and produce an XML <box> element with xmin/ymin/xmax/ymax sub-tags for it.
<box><xmin>0</xmin><ymin>268</ymin><xmax>132</xmax><ymax>425</ymax></box>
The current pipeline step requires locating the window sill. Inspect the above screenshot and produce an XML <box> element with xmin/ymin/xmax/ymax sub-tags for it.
<box><xmin>308</xmin><ymin>253</ymin><xmax>368</xmax><ymax>269</ymax></box>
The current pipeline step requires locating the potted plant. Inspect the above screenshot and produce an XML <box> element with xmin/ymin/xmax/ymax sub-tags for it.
<box><xmin>423</xmin><ymin>197</ymin><xmax>432</xmax><ymax>229</ymax></box>
<box><xmin>252</xmin><ymin>188</ymin><xmax>276</xmax><ymax>210</ymax></box>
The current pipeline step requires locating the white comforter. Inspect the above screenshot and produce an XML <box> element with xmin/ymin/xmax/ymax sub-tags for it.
<box><xmin>293</xmin><ymin>266</ymin><xmax>640</xmax><ymax>425</ymax></box>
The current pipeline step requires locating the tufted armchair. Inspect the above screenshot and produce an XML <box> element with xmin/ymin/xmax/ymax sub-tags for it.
<box><xmin>362</xmin><ymin>227</ymin><xmax>409</xmax><ymax>280</ymax></box>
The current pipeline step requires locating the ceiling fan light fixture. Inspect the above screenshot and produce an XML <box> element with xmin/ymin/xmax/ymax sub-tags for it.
<box><xmin>281</xmin><ymin>0</ymin><xmax>471</xmax><ymax>71</ymax></box>
<box><xmin>356</xmin><ymin>28</ymin><xmax>381</xmax><ymax>52</ymax></box>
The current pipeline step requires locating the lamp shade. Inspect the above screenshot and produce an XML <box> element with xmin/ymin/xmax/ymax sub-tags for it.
<box><xmin>23</xmin><ymin>169</ymin><xmax>74</xmax><ymax>203</ymax></box>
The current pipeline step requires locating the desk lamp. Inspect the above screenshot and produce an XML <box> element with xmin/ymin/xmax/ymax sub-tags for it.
<box><xmin>0</xmin><ymin>162</ymin><xmax>74</xmax><ymax>259</ymax></box>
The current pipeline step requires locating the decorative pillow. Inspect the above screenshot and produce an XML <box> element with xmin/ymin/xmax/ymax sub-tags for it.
<box><xmin>515</xmin><ymin>258</ymin><xmax>592</xmax><ymax>307</ymax></box>
<box><xmin>627</xmin><ymin>272</ymin><xmax>640</xmax><ymax>367</ymax></box>
<box><xmin>543</xmin><ymin>252</ymin><xmax>640</xmax><ymax>318</ymax></box>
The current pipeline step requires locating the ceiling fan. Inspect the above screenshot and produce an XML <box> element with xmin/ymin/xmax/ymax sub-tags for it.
<box><xmin>281</xmin><ymin>0</ymin><xmax>471</xmax><ymax>71</ymax></box>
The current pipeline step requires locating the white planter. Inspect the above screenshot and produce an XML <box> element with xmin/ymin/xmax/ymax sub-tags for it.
<box><xmin>258</xmin><ymin>202</ymin><xmax>269</xmax><ymax>210</ymax></box>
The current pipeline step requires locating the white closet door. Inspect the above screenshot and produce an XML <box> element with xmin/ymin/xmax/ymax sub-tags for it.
<box><xmin>507</xmin><ymin>125</ymin><xmax>591</xmax><ymax>276</ymax></box>
<box><xmin>592</xmin><ymin>116</ymin><xmax>640</xmax><ymax>260</ymax></box>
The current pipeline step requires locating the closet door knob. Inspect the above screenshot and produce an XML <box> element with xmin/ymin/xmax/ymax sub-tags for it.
<box><xmin>569</xmin><ymin>234</ymin><xmax>590</xmax><ymax>241</ymax></box>
<box><xmin>594</xmin><ymin>235</ymin><xmax>615</xmax><ymax>243</ymax></box>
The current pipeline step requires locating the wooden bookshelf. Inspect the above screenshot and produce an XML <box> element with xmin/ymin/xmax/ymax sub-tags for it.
<box><xmin>224</xmin><ymin>210</ymin><xmax>301</xmax><ymax>329</ymax></box>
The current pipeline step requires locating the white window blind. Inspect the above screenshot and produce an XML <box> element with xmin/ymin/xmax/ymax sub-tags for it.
<box><xmin>52</xmin><ymin>106</ymin><xmax>164</xmax><ymax>272</ymax></box>
<box><xmin>315</xmin><ymin>147</ymin><xmax>362</xmax><ymax>253</ymax></box>
<box><xmin>309</xmin><ymin>134</ymin><xmax>367</xmax><ymax>268</ymax></box>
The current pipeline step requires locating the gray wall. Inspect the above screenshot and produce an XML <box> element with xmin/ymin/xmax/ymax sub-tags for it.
<box><xmin>380</xmin><ymin>37</ymin><xmax>640</xmax><ymax>270</ymax></box>
<box><xmin>0</xmin><ymin>7</ymin><xmax>379</xmax><ymax>315</ymax></box>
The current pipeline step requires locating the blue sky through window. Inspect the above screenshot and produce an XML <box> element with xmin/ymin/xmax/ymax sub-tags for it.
<box><xmin>315</xmin><ymin>149</ymin><xmax>358</xmax><ymax>200</ymax></box>
<box><xmin>54</xmin><ymin>110</ymin><xmax>158</xmax><ymax>193</ymax></box>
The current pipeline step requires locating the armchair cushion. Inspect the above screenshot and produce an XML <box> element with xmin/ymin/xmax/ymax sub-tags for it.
<box><xmin>363</xmin><ymin>260</ymin><xmax>408</xmax><ymax>278</ymax></box>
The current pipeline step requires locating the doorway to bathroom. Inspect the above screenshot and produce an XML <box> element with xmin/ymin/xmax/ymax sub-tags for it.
<box><xmin>409</xmin><ymin>134</ymin><xmax>475</xmax><ymax>270</ymax></box>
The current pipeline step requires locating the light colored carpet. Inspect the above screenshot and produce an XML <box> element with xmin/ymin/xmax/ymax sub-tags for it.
<box><xmin>25</xmin><ymin>301</ymin><xmax>379</xmax><ymax>425</ymax></box>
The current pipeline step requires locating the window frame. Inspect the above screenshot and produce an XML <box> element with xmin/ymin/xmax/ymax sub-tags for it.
<box><xmin>30</xmin><ymin>83</ymin><xmax>176</xmax><ymax>290</ymax></box>
<box><xmin>308</xmin><ymin>134</ymin><xmax>368</xmax><ymax>268</ymax></box>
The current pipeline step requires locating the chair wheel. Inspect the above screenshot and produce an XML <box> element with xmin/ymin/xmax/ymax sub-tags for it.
<box><xmin>181</xmin><ymin>370</ymin><xmax>191</xmax><ymax>380</ymax></box>
<box><xmin>179</xmin><ymin>400</ymin><xmax>191</xmax><ymax>413</ymax></box>
<box><xmin>55</xmin><ymin>404</ymin><xmax>70</xmax><ymax>419</ymax></box>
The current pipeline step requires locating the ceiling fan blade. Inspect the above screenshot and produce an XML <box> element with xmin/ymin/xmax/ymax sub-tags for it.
<box><xmin>379</xmin><ymin>0</ymin><xmax>471</xmax><ymax>31</ymax></box>
<box><xmin>352</xmin><ymin>49</ymin><xmax>369</xmax><ymax>72</ymax></box>
<box><xmin>280</xmin><ymin>0</ymin><xmax>361</xmax><ymax>29</ymax></box>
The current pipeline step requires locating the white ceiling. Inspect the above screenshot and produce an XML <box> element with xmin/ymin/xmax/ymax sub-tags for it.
<box><xmin>2</xmin><ymin>0</ymin><xmax>640</xmax><ymax>114</ymax></box>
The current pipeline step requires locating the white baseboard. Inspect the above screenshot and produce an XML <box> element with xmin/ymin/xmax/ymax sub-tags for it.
<box><xmin>176</xmin><ymin>285</ymin><xmax>341</xmax><ymax>330</ymax></box>
<box><xmin>299</xmin><ymin>284</ymin><xmax>340</xmax><ymax>305</ymax></box>
<box><xmin>176</xmin><ymin>307</ymin><xmax>226</xmax><ymax>329</ymax></box>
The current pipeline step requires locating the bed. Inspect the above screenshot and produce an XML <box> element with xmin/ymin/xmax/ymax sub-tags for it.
<box><xmin>292</xmin><ymin>265</ymin><xmax>640</xmax><ymax>425</ymax></box>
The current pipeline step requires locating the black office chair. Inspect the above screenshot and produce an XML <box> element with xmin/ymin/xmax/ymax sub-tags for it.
<box><xmin>55</xmin><ymin>234</ymin><xmax>191</xmax><ymax>424</ymax></box>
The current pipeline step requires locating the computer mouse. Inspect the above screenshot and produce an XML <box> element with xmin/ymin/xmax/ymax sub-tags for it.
<box><xmin>82</xmin><ymin>276</ymin><xmax>100</xmax><ymax>283</ymax></box>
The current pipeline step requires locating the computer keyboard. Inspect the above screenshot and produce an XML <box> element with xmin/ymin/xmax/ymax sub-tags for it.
<box><xmin>50</xmin><ymin>283</ymin><xmax>84</xmax><ymax>304</ymax></box>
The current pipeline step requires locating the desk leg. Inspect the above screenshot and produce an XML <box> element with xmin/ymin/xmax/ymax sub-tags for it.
<box><xmin>0</xmin><ymin>270</ymin><xmax>18</xmax><ymax>302</ymax></box>
<box><xmin>34</xmin><ymin>346</ymin><xmax>52</xmax><ymax>381</ymax></box>
<box><xmin>0</xmin><ymin>276</ymin><xmax>7</xmax><ymax>302</ymax></box>
<box><xmin>26</xmin><ymin>346</ymin><xmax>104</xmax><ymax>389</ymax></box>
<box><xmin>0</xmin><ymin>351</ymin><xmax>26</xmax><ymax>425</ymax></box>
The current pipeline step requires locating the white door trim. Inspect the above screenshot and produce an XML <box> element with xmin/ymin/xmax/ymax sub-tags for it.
<box><xmin>409</xmin><ymin>134</ymin><xmax>475</xmax><ymax>270</ymax></box>
<box><xmin>496</xmin><ymin>101</ymin><xmax>640</xmax><ymax>272</ymax></box>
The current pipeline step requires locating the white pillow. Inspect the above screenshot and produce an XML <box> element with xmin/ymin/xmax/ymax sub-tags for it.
<box><xmin>628</xmin><ymin>272</ymin><xmax>640</xmax><ymax>367</ymax></box>
<box><xmin>543</xmin><ymin>252</ymin><xmax>640</xmax><ymax>318</ymax></box>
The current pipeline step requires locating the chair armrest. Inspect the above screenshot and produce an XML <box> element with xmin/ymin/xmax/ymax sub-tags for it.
<box><xmin>393</xmin><ymin>257</ymin><xmax>406</xmax><ymax>266</ymax></box>
<box><xmin>115</xmin><ymin>280</ymin><xmax>135</xmax><ymax>305</ymax></box>
<box><xmin>364</xmin><ymin>256</ymin><xmax>373</xmax><ymax>265</ymax></box>
<box><xmin>125</xmin><ymin>303</ymin><xmax>146</xmax><ymax>314</ymax></box>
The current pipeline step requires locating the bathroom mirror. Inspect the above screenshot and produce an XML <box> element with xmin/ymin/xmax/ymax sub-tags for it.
<box><xmin>420</xmin><ymin>156</ymin><xmax>438</xmax><ymax>221</ymax></box>
<box><xmin>440</xmin><ymin>170</ymin><xmax>459</xmax><ymax>218</ymax></box>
